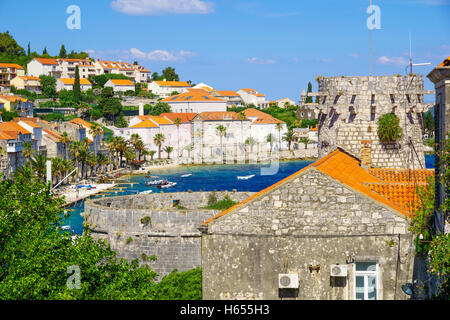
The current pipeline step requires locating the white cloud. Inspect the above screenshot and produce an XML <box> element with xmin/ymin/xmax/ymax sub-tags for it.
<box><xmin>377</xmin><ymin>56</ymin><xmax>408</xmax><ymax>66</ymax></box>
<box><xmin>110</xmin><ymin>0</ymin><xmax>215</xmax><ymax>15</ymax></box>
<box><xmin>246</xmin><ymin>57</ymin><xmax>276</xmax><ymax>65</ymax></box>
<box><xmin>315</xmin><ymin>58</ymin><xmax>333</xmax><ymax>63</ymax></box>
<box><xmin>130</xmin><ymin>48</ymin><xmax>196</xmax><ymax>61</ymax></box>
<box><xmin>349</xmin><ymin>53</ymin><xmax>360</xmax><ymax>59</ymax></box>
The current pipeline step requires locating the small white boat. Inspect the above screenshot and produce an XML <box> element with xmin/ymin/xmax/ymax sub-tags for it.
<box><xmin>140</xmin><ymin>190</ymin><xmax>153</xmax><ymax>194</ymax></box>
<box><xmin>145</xmin><ymin>179</ymin><xmax>164</xmax><ymax>186</ymax></box>
<box><xmin>237</xmin><ymin>175</ymin><xmax>255</xmax><ymax>180</ymax></box>
<box><xmin>181</xmin><ymin>174</ymin><xmax>192</xmax><ymax>178</ymax></box>
<box><xmin>158</xmin><ymin>182</ymin><xmax>177</xmax><ymax>189</ymax></box>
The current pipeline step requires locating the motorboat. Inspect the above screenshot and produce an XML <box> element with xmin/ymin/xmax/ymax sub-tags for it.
<box><xmin>157</xmin><ymin>181</ymin><xmax>177</xmax><ymax>189</ymax></box>
<box><xmin>237</xmin><ymin>175</ymin><xmax>255</xmax><ymax>180</ymax></box>
<box><xmin>140</xmin><ymin>190</ymin><xmax>153</xmax><ymax>194</ymax></box>
<box><xmin>180</xmin><ymin>174</ymin><xmax>193</xmax><ymax>178</ymax></box>
<box><xmin>145</xmin><ymin>179</ymin><xmax>164</xmax><ymax>186</ymax></box>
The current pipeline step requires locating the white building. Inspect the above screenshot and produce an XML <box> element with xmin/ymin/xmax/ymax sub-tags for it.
<box><xmin>148</xmin><ymin>80</ymin><xmax>191</xmax><ymax>97</ymax></box>
<box><xmin>210</xmin><ymin>90</ymin><xmax>243</xmax><ymax>107</ymax></box>
<box><xmin>10</xmin><ymin>76</ymin><xmax>41</xmax><ymax>93</ymax></box>
<box><xmin>242</xmin><ymin>108</ymin><xmax>288</xmax><ymax>151</ymax></box>
<box><xmin>104</xmin><ymin>79</ymin><xmax>135</xmax><ymax>92</ymax></box>
<box><xmin>57</xmin><ymin>58</ymin><xmax>98</xmax><ymax>79</ymax></box>
<box><xmin>162</xmin><ymin>92</ymin><xmax>227</xmax><ymax>113</ymax></box>
<box><xmin>95</xmin><ymin>60</ymin><xmax>151</xmax><ymax>84</ymax></box>
<box><xmin>56</xmin><ymin>78</ymin><xmax>92</xmax><ymax>92</ymax></box>
<box><xmin>27</xmin><ymin>58</ymin><xmax>61</xmax><ymax>78</ymax></box>
<box><xmin>276</xmin><ymin>97</ymin><xmax>296</xmax><ymax>108</ymax></box>
<box><xmin>237</xmin><ymin>88</ymin><xmax>270</xmax><ymax>109</ymax></box>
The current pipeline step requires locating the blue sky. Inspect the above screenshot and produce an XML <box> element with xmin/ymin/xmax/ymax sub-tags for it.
<box><xmin>0</xmin><ymin>0</ymin><xmax>449</xmax><ymax>101</ymax></box>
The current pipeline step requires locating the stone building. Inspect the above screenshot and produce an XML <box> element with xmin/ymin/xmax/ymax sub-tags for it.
<box><xmin>84</xmin><ymin>191</ymin><xmax>253</xmax><ymax>280</ymax></box>
<box><xmin>201</xmin><ymin>148</ymin><xmax>434</xmax><ymax>300</ymax></box>
<box><xmin>298</xmin><ymin>76</ymin><xmax>434</xmax><ymax>169</ymax></box>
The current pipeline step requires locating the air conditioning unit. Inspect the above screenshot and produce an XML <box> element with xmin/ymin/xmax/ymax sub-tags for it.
<box><xmin>278</xmin><ymin>274</ymin><xmax>299</xmax><ymax>289</ymax></box>
<box><xmin>330</xmin><ymin>265</ymin><xmax>348</xmax><ymax>277</ymax></box>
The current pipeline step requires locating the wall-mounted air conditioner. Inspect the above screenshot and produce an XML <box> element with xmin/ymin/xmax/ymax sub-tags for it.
<box><xmin>278</xmin><ymin>274</ymin><xmax>299</xmax><ymax>289</ymax></box>
<box><xmin>330</xmin><ymin>265</ymin><xmax>348</xmax><ymax>277</ymax></box>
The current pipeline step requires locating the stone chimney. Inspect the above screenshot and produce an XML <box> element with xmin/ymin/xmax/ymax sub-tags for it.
<box><xmin>360</xmin><ymin>140</ymin><xmax>372</xmax><ymax>168</ymax></box>
<box><xmin>139</xmin><ymin>103</ymin><xmax>144</xmax><ymax>116</ymax></box>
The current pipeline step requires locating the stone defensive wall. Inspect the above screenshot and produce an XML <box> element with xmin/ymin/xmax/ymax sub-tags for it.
<box><xmin>83</xmin><ymin>191</ymin><xmax>254</xmax><ymax>279</ymax></box>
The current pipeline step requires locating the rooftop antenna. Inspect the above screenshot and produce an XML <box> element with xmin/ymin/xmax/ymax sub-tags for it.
<box><xmin>408</xmin><ymin>32</ymin><xmax>431</xmax><ymax>75</ymax></box>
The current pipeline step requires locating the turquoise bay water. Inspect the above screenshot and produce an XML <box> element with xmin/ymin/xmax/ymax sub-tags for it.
<box><xmin>64</xmin><ymin>154</ymin><xmax>436</xmax><ymax>235</ymax></box>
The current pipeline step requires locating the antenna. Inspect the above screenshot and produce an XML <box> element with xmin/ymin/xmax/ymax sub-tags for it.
<box><xmin>406</xmin><ymin>33</ymin><xmax>431</xmax><ymax>75</ymax></box>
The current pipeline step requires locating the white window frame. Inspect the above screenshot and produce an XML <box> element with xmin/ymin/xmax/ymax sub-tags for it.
<box><xmin>353</xmin><ymin>262</ymin><xmax>379</xmax><ymax>300</ymax></box>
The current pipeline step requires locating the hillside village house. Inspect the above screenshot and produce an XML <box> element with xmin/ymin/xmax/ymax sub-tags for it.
<box><xmin>0</xmin><ymin>95</ymin><xmax>33</xmax><ymax>117</ymax></box>
<box><xmin>0</xmin><ymin>63</ymin><xmax>25</xmax><ymax>91</ymax></box>
<box><xmin>160</xmin><ymin>113</ymin><xmax>197</xmax><ymax>156</ymax></box>
<box><xmin>162</xmin><ymin>92</ymin><xmax>228</xmax><ymax>114</ymax></box>
<box><xmin>276</xmin><ymin>97</ymin><xmax>296</xmax><ymax>108</ymax></box>
<box><xmin>41</xmin><ymin>127</ymin><xmax>65</xmax><ymax>159</ymax></box>
<box><xmin>201</xmin><ymin>148</ymin><xmax>433</xmax><ymax>300</ymax></box>
<box><xmin>27</xmin><ymin>58</ymin><xmax>61</xmax><ymax>78</ymax></box>
<box><xmin>192</xmin><ymin>83</ymin><xmax>214</xmax><ymax>92</ymax></box>
<box><xmin>57</xmin><ymin>78</ymin><xmax>92</xmax><ymax>92</ymax></box>
<box><xmin>104</xmin><ymin>79</ymin><xmax>135</xmax><ymax>92</ymax></box>
<box><xmin>68</xmin><ymin>118</ymin><xmax>104</xmax><ymax>153</ymax></box>
<box><xmin>10</xmin><ymin>76</ymin><xmax>41</xmax><ymax>93</ymax></box>
<box><xmin>95</xmin><ymin>60</ymin><xmax>151</xmax><ymax>84</ymax></box>
<box><xmin>148</xmin><ymin>80</ymin><xmax>191</xmax><ymax>97</ymax></box>
<box><xmin>210</xmin><ymin>90</ymin><xmax>243</xmax><ymax>107</ymax></box>
<box><xmin>58</xmin><ymin>58</ymin><xmax>98</xmax><ymax>79</ymax></box>
<box><xmin>242</xmin><ymin>108</ymin><xmax>288</xmax><ymax>151</ymax></box>
<box><xmin>237</xmin><ymin>88</ymin><xmax>270</xmax><ymax>109</ymax></box>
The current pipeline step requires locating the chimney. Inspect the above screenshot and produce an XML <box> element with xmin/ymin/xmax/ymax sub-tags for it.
<box><xmin>139</xmin><ymin>103</ymin><xmax>144</xmax><ymax>116</ymax></box>
<box><xmin>360</xmin><ymin>140</ymin><xmax>372</xmax><ymax>168</ymax></box>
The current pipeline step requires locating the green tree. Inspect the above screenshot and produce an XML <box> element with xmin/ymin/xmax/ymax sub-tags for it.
<box><xmin>305</xmin><ymin>82</ymin><xmax>313</xmax><ymax>103</ymax></box>
<box><xmin>27</xmin><ymin>42</ymin><xmax>30</xmax><ymax>57</ymax></box>
<box><xmin>59</xmin><ymin>44</ymin><xmax>67</xmax><ymax>58</ymax></box>
<box><xmin>73</xmin><ymin>65</ymin><xmax>81</xmax><ymax>102</ymax></box>
<box><xmin>42</xmin><ymin>47</ymin><xmax>48</xmax><ymax>55</ymax></box>
<box><xmin>377</xmin><ymin>113</ymin><xmax>404</xmax><ymax>143</ymax></box>
<box><xmin>0</xmin><ymin>31</ymin><xmax>25</xmax><ymax>56</ymax></box>
<box><xmin>149</xmin><ymin>268</ymin><xmax>202</xmax><ymax>300</ymax></box>
<box><xmin>423</xmin><ymin>111</ymin><xmax>434</xmax><ymax>138</ymax></box>
<box><xmin>216</xmin><ymin>125</ymin><xmax>227</xmax><ymax>159</ymax></box>
<box><xmin>99</xmin><ymin>87</ymin><xmax>122</xmax><ymax>124</ymax></box>
<box><xmin>163</xmin><ymin>146</ymin><xmax>174</xmax><ymax>159</ymax></box>
<box><xmin>283</xmin><ymin>129</ymin><xmax>296</xmax><ymax>151</ymax></box>
<box><xmin>39</xmin><ymin>75</ymin><xmax>57</xmax><ymax>98</ymax></box>
<box><xmin>149</xmin><ymin>150</ymin><xmax>156</xmax><ymax>161</ymax></box>
<box><xmin>114</xmin><ymin>112</ymin><xmax>128</xmax><ymax>128</ymax></box>
<box><xmin>161</xmin><ymin>67</ymin><xmax>179</xmax><ymax>81</ymax></box>
<box><xmin>153</xmin><ymin>133</ymin><xmax>166</xmax><ymax>160</ymax></box>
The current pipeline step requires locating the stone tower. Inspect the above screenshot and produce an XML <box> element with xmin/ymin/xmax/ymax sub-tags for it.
<box><xmin>299</xmin><ymin>75</ymin><xmax>434</xmax><ymax>169</ymax></box>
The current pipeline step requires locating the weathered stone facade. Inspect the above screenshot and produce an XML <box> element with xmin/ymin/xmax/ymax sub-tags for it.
<box><xmin>202</xmin><ymin>168</ymin><xmax>415</xmax><ymax>300</ymax></box>
<box><xmin>299</xmin><ymin>75</ymin><xmax>433</xmax><ymax>168</ymax></box>
<box><xmin>84</xmin><ymin>191</ymin><xmax>253</xmax><ymax>279</ymax></box>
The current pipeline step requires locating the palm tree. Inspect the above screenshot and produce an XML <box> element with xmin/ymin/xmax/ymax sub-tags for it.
<box><xmin>237</xmin><ymin>112</ymin><xmax>246</xmax><ymax>145</ymax></box>
<box><xmin>245</xmin><ymin>136</ymin><xmax>256</xmax><ymax>153</ymax></box>
<box><xmin>14</xmin><ymin>165</ymin><xmax>34</xmax><ymax>182</ymax></box>
<box><xmin>148</xmin><ymin>150</ymin><xmax>156</xmax><ymax>161</ymax></box>
<box><xmin>51</xmin><ymin>157</ymin><xmax>64</xmax><ymax>185</ymax></box>
<box><xmin>60</xmin><ymin>132</ymin><xmax>72</xmax><ymax>161</ymax></box>
<box><xmin>216</xmin><ymin>125</ymin><xmax>227</xmax><ymax>159</ymax></box>
<box><xmin>299</xmin><ymin>137</ymin><xmax>310</xmax><ymax>149</ymax></box>
<box><xmin>89</xmin><ymin>123</ymin><xmax>103</xmax><ymax>156</ymax></box>
<box><xmin>22</xmin><ymin>141</ymin><xmax>34</xmax><ymax>167</ymax></box>
<box><xmin>124</xmin><ymin>146</ymin><xmax>136</xmax><ymax>166</ymax></box>
<box><xmin>30</xmin><ymin>154</ymin><xmax>47</xmax><ymax>182</ymax></box>
<box><xmin>130</xmin><ymin>133</ymin><xmax>142</xmax><ymax>156</ymax></box>
<box><xmin>283</xmin><ymin>130</ymin><xmax>296</xmax><ymax>151</ymax></box>
<box><xmin>153</xmin><ymin>133</ymin><xmax>165</xmax><ymax>160</ymax></box>
<box><xmin>77</xmin><ymin>138</ymin><xmax>92</xmax><ymax>179</ymax></box>
<box><xmin>276</xmin><ymin>123</ymin><xmax>283</xmax><ymax>150</ymax></box>
<box><xmin>266</xmin><ymin>133</ymin><xmax>275</xmax><ymax>152</ymax></box>
<box><xmin>174</xmin><ymin>117</ymin><xmax>182</xmax><ymax>157</ymax></box>
<box><xmin>115</xmin><ymin>137</ymin><xmax>128</xmax><ymax>168</ymax></box>
<box><xmin>163</xmin><ymin>146</ymin><xmax>174</xmax><ymax>159</ymax></box>
<box><xmin>135</xmin><ymin>140</ymin><xmax>145</xmax><ymax>160</ymax></box>
<box><xmin>96</xmin><ymin>153</ymin><xmax>109</xmax><ymax>175</ymax></box>
<box><xmin>184</xmin><ymin>144</ymin><xmax>194</xmax><ymax>160</ymax></box>
<box><xmin>70</xmin><ymin>140</ymin><xmax>81</xmax><ymax>176</ymax></box>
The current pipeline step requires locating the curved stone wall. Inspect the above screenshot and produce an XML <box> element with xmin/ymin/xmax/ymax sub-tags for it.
<box><xmin>84</xmin><ymin>191</ymin><xmax>253</xmax><ymax>279</ymax></box>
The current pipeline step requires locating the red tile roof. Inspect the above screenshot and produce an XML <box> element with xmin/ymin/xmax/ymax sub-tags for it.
<box><xmin>242</xmin><ymin>108</ymin><xmax>285</xmax><ymax>124</ymax></box>
<box><xmin>202</xmin><ymin>148</ymin><xmax>434</xmax><ymax>225</ymax></box>
<box><xmin>160</xmin><ymin>113</ymin><xmax>198</xmax><ymax>123</ymax></box>
<box><xmin>35</xmin><ymin>58</ymin><xmax>58</xmax><ymax>65</ymax></box>
<box><xmin>0</xmin><ymin>63</ymin><xmax>24</xmax><ymax>69</ymax></box>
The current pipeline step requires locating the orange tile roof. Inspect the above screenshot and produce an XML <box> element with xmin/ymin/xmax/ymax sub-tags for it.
<box><xmin>202</xmin><ymin>148</ymin><xmax>434</xmax><ymax>225</ymax></box>
<box><xmin>0</xmin><ymin>63</ymin><xmax>24</xmax><ymax>69</ymax></box>
<box><xmin>0</xmin><ymin>130</ymin><xmax>14</xmax><ymax>140</ymax></box>
<box><xmin>160</xmin><ymin>113</ymin><xmax>198</xmax><ymax>123</ymax></box>
<box><xmin>108</xmin><ymin>79</ymin><xmax>134</xmax><ymax>86</ymax></box>
<box><xmin>438</xmin><ymin>56</ymin><xmax>450</xmax><ymax>67</ymax></box>
<box><xmin>0</xmin><ymin>95</ymin><xmax>28</xmax><ymax>102</ymax></box>
<box><xmin>59</xmin><ymin>78</ymin><xmax>92</xmax><ymax>85</ymax></box>
<box><xmin>196</xmin><ymin>111</ymin><xmax>246</xmax><ymax>121</ymax></box>
<box><xmin>255</xmin><ymin>93</ymin><xmax>266</xmax><ymax>97</ymax></box>
<box><xmin>35</xmin><ymin>58</ymin><xmax>58</xmax><ymax>65</ymax></box>
<box><xmin>310</xmin><ymin>125</ymin><xmax>318</xmax><ymax>131</ymax></box>
<box><xmin>137</xmin><ymin>115</ymin><xmax>173</xmax><ymax>125</ymax></box>
<box><xmin>19</xmin><ymin>76</ymin><xmax>40</xmax><ymax>81</ymax></box>
<box><xmin>239</xmin><ymin>88</ymin><xmax>257</xmax><ymax>94</ymax></box>
<box><xmin>0</xmin><ymin>122</ymin><xmax>31</xmax><ymax>135</ymax></box>
<box><xmin>186</xmin><ymin>88</ymin><xmax>210</xmax><ymax>95</ymax></box>
<box><xmin>162</xmin><ymin>92</ymin><xmax>225</xmax><ymax>103</ymax></box>
<box><xmin>154</xmin><ymin>81</ymin><xmax>191</xmax><ymax>87</ymax></box>
<box><xmin>242</xmin><ymin>108</ymin><xmax>285</xmax><ymax>124</ymax></box>
<box><xmin>68</xmin><ymin>118</ymin><xmax>103</xmax><ymax>133</ymax></box>
<box><xmin>43</xmin><ymin>129</ymin><xmax>62</xmax><ymax>142</ymax></box>
<box><xmin>19</xmin><ymin>120</ymin><xmax>41</xmax><ymax>128</ymax></box>
<box><xmin>130</xmin><ymin>120</ymin><xmax>159</xmax><ymax>128</ymax></box>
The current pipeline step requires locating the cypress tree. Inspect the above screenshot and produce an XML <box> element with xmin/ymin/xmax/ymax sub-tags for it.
<box><xmin>305</xmin><ymin>82</ymin><xmax>313</xmax><ymax>103</ymax></box>
<box><xmin>73</xmin><ymin>65</ymin><xmax>81</xmax><ymax>102</ymax></box>
<box><xmin>27</xmin><ymin>42</ymin><xmax>30</xmax><ymax>56</ymax></box>
<box><xmin>59</xmin><ymin>45</ymin><xmax>67</xmax><ymax>58</ymax></box>
<box><xmin>42</xmin><ymin>47</ymin><xmax>47</xmax><ymax>55</ymax></box>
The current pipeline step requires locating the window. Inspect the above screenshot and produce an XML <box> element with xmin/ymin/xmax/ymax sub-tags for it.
<box><xmin>354</xmin><ymin>262</ymin><xmax>378</xmax><ymax>300</ymax></box>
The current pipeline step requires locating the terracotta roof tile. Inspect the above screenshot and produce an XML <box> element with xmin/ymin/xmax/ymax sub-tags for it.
<box><xmin>130</xmin><ymin>120</ymin><xmax>159</xmax><ymax>128</ymax></box>
<box><xmin>160</xmin><ymin>113</ymin><xmax>198</xmax><ymax>123</ymax></box>
<box><xmin>154</xmin><ymin>81</ymin><xmax>191</xmax><ymax>87</ymax></box>
<box><xmin>0</xmin><ymin>63</ymin><xmax>24</xmax><ymax>69</ymax></box>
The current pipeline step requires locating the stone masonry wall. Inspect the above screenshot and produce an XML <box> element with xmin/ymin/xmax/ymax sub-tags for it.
<box><xmin>84</xmin><ymin>191</ymin><xmax>253</xmax><ymax>279</ymax></box>
<box><xmin>202</xmin><ymin>169</ymin><xmax>415</xmax><ymax>300</ymax></box>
